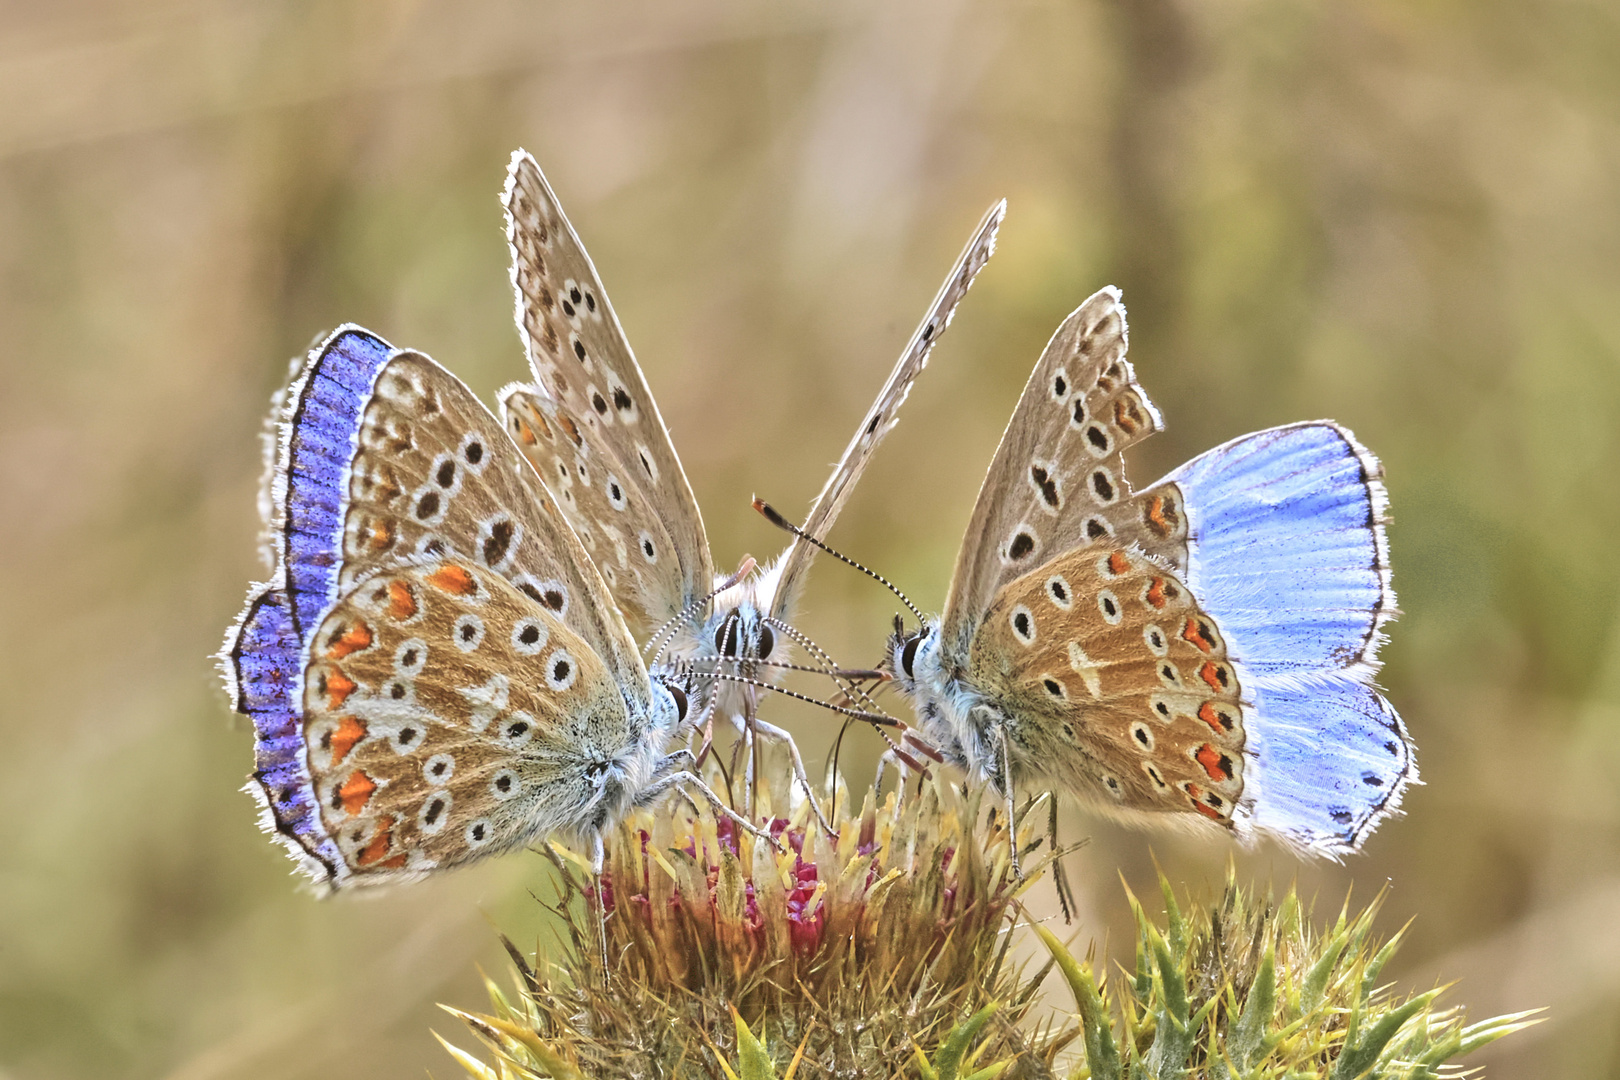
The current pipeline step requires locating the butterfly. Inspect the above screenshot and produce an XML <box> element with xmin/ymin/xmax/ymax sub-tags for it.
<box><xmin>220</xmin><ymin>329</ymin><xmax>762</xmax><ymax>889</ymax></box>
<box><xmin>494</xmin><ymin>149</ymin><xmax>1004</xmax><ymax>750</ymax></box>
<box><xmin>884</xmin><ymin>286</ymin><xmax>1416</xmax><ymax>858</ymax></box>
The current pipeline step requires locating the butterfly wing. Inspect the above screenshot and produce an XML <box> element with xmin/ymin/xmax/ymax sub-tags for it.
<box><xmin>300</xmin><ymin>560</ymin><xmax>651</xmax><ymax>884</ymax></box>
<box><xmin>1153</xmin><ymin>422</ymin><xmax>1395</xmax><ymax>680</ymax></box>
<box><xmin>766</xmin><ymin>200</ymin><xmax>1005</xmax><ymax>620</ymax></box>
<box><xmin>501</xmin><ymin>149</ymin><xmax>710</xmax><ymax>633</ymax></box>
<box><xmin>939</xmin><ymin>288</ymin><xmax>1168</xmax><ymax>658</ymax></box>
<box><xmin>1139</xmin><ymin>421</ymin><xmax>1414</xmax><ymax>853</ymax></box>
<box><xmin>967</xmin><ymin>545</ymin><xmax>1247</xmax><ymax>828</ymax></box>
<box><xmin>226</xmin><ymin>327</ymin><xmax>658</xmax><ymax>887</ymax></box>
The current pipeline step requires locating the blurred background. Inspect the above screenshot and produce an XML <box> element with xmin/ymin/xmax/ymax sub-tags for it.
<box><xmin>2</xmin><ymin>1</ymin><xmax>1618</xmax><ymax>1076</ymax></box>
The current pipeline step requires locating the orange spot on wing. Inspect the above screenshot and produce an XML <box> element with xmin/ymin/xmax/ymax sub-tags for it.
<box><xmin>356</xmin><ymin>815</ymin><xmax>396</xmax><ymax>866</ymax></box>
<box><xmin>1192</xmin><ymin>797</ymin><xmax>1224</xmax><ymax>821</ymax></box>
<box><xmin>514</xmin><ymin>418</ymin><xmax>536</xmax><ymax>445</ymax></box>
<box><xmin>426</xmin><ymin>564</ymin><xmax>476</xmax><ymax>595</ymax></box>
<box><xmin>327</xmin><ymin>620</ymin><xmax>373</xmax><ymax>659</ymax></box>
<box><xmin>1182</xmin><ymin>617</ymin><xmax>1216</xmax><ymax>652</ymax></box>
<box><xmin>1198</xmin><ymin>661</ymin><xmax>1226</xmax><ymax>691</ymax></box>
<box><xmin>330</xmin><ymin>714</ymin><xmax>367</xmax><ymax>765</ymax></box>
<box><xmin>1108</xmin><ymin>550</ymin><xmax>1130</xmax><ymax>576</ymax></box>
<box><xmin>367</xmin><ymin>518</ymin><xmax>394</xmax><ymax>552</ymax></box>
<box><xmin>1198</xmin><ymin>702</ymin><xmax>1231</xmax><ymax>734</ymax></box>
<box><xmin>1196</xmin><ymin>743</ymin><xmax>1232</xmax><ymax>781</ymax></box>
<box><xmin>386</xmin><ymin>580</ymin><xmax>417</xmax><ymax>621</ymax></box>
<box><xmin>324</xmin><ymin>670</ymin><xmax>356</xmax><ymax>710</ymax></box>
<box><xmin>1147</xmin><ymin>495</ymin><xmax>1171</xmax><ymax>535</ymax></box>
<box><xmin>1115</xmin><ymin>398</ymin><xmax>1141</xmax><ymax>433</ymax></box>
<box><xmin>1146</xmin><ymin>579</ymin><xmax>1169</xmax><ymax>609</ymax></box>
<box><xmin>338</xmin><ymin>771</ymin><xmax>377</xmax><ymax>816</ymax></box>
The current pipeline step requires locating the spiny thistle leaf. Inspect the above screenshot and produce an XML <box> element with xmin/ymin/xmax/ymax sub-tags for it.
<box><xmin>1032</xmin><ymin>922</ymin><xmax>1121</xmax><ymax>1080</ymax></box>
<box><xmin>728</xmin><ymin>1008</ymin><xmax>779</xmax><ymax>1080</ymax></box>
<box><xmin>914</xmin><ymin>1003</ymin><xmax>1010</xmax><ymax>1080</ymax></box>
<box><xmin>1032</xmin><ymin>869</ymin><xmax>1537</xmax><ymax>1080</ymax></box>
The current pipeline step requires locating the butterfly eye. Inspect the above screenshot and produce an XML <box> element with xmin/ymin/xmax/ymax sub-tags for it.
<box><xmin>668</xmin><ymin>684</ymin><xmax>689</xmax><ymax>723</ymax></box>
<box><xmin>756</xmin><ymin>623</ymin><xmax>775</xmax><ymax>659</ymax></box>
<box><xmin>900</xmin><ymin>635</ymin><xmax>922</xmax><ymax>679</ymax></box>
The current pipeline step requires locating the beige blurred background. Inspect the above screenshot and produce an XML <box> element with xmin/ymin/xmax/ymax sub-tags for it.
<box><xmin>2</xmin><ymin>1</ymin><xmax>1618</xmax><ymax>1077</ymax></box>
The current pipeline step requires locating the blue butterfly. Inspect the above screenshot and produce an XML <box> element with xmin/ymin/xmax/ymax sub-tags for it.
<box><xmin>885</xmin><ymin>287</ymin><xmax>1415</xmax><ymax>857</ymax></box>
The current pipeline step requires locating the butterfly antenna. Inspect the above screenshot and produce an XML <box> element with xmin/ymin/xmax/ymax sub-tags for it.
<box><xmin>753</xmin><ymin>499</ymin><xmax>925</xmax><ymax>625</ymax></box>
<box><xmin>646</xmin><ymin>557</ymin><xmax>757</xmax><ymax>666</ymax></box>
<box><xmin>683</xmin><ymin>670</ymin><xmax>902</xmax><ymax>729</ymax></box>
<box><xmin>763</xmin><ymin>617</ymin><xmax>888</xmax><ymax>716</ymax></box>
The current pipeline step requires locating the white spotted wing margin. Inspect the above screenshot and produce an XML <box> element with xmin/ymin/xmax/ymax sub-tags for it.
<box><xmin>762</xmin><ymin>199</ymin><xmax>1007</xmax><ymax>623</ymax></box>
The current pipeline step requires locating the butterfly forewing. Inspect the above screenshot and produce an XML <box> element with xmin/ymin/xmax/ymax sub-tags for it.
<box><xmin>338</xmin><ymin>351</ymin><xmax>640</xmax><ymax>677</ymax></box>
<box><xmin>302</xmin><ymin>560</ymin><xmax>642</xmax><ymax>882</ymax></box>
<box><xmin>500</xmin><ymin>385</ymin><xmax>685</xmax><ymax>637</ymax></box>
<box><xmin>503</xmin><ymin>150</ymin><xmax>711</xmax><ymax>626</ymax></box>
<box><xmin>941</xmin><ymin>288</ymin><xmax>1166</xmax><ymax>653</ymax></box>
<box><xmin>769</xmin><ymin>200</ymin><xmax>1005</xmax><ymax>619</ymax></box>
<box><xmin>968</xmin><ymin>546</ymin><xmax>1245</xmax><ymax>827</ymax></box>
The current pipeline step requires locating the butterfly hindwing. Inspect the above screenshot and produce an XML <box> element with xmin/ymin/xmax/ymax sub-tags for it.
<box><xmin>224</xmin><ymin>585</ymin><xmax>348</xmax><ymax>882</ymax></box>
<box><xmin>503</xmin><ymin>149</ymin><xmax>711</xmax><ymax>630</ymax></box>
<box><xmin>301</xmin><ymin>560</ymin><xmax>643</xmax><ymax>884</ymax></box>
<box><xmin>968</xmin><ymin>546</ymin><xmax>1245</xmax><ymax>827</ymax></box>
<box><xmin>1244</xmin><ymin>681</ymin><xmax>1411</xmax><ymax>853</ymax></box>
<box><xmin>226</xmin><ymin>325</ymin><xmax>669</xmax><ymax>889</ymax></box>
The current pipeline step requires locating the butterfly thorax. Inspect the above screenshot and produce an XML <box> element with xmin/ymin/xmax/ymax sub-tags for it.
<box><xmin>886</xmin><ymin>619</ymin><xmax>992</xmax><ymax>781</ymax></box>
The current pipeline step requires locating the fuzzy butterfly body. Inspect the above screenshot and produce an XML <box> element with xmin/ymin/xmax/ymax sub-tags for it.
<box><xmin>222</xmin><ymin>327</ymin><xmax>697</xmax><ymax>889</ymax></box>
<box><xmin>497</xmin><ymin>149</ymin><xmax>1004</xmax><ymax>723</ymax></box>
<box><xmin>889</xmin><ymin>287</ymin><xmax>1415</xmax><ymax>857</ymax></box>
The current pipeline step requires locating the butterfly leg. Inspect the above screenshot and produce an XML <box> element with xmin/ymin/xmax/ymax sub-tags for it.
<box><xmin>643</xmin><ymin>754</ymin><xmax>784</xmax><ymax>852</ymax></box>
<box><xmin>993</xmin><ymin>724</ymin><xmax>1024</xmax><ymax>882</ymax></box>
<box><xmin>1047</xmin><ymin>794</ymin><xmax>1075</xmax><ymax>924</ymax></box>
<box><xmin>589</xmin><ymin>832</ymin><xmax>610</xmax><ymax>974</ymax></box>
<box><xmin>749</xmin><ymin>715</ymin><xmax>837</xmax><ymax>839</ymax></box>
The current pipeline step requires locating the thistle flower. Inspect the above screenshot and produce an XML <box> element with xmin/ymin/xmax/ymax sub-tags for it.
<box><xmin>440</xmin><ymin>741</ymin><xmax>1065</xmax><ymax>1078</ymax></box>
<box><xmin>439</xmin><ymin>744</ymin><xmax>1537</xmax><ymax>1079</ymax></box>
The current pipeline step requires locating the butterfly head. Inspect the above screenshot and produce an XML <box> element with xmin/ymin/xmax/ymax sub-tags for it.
<box><xmin>884</xmin><ymin>613</ymin><xmax>937</xmax><ymax>697</ymax></box>
<box><xmin>655</xmin><ymin>676</ymin><xmax>692</xmax><ymax>732</ymax></box>
<box><xmin>707</xmin><ymin>606</ymin><xmax>779</xmax><ymax>667</ymax></box>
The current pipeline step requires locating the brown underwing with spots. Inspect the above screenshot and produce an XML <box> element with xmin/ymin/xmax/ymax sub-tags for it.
<box><xmin>888</xmin><ymin>288</ymin><xmax>1249</xmax><ymax>835</ymax></box>
<box><xmin>225</xmin><ymin>332</ymin><xmax>763</xmax><ymax>890</ymax></box>
<box><xmin>886</xmin><ymin>285</ymin><xmax>1414</xmax><ymax>857</ymax></box>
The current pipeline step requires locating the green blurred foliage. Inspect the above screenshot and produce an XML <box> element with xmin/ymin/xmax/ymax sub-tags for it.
<box><xmin>0</xmin><ymin>1</ymin><xmax>1616</xmax><ymax>1077</ymax></box>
